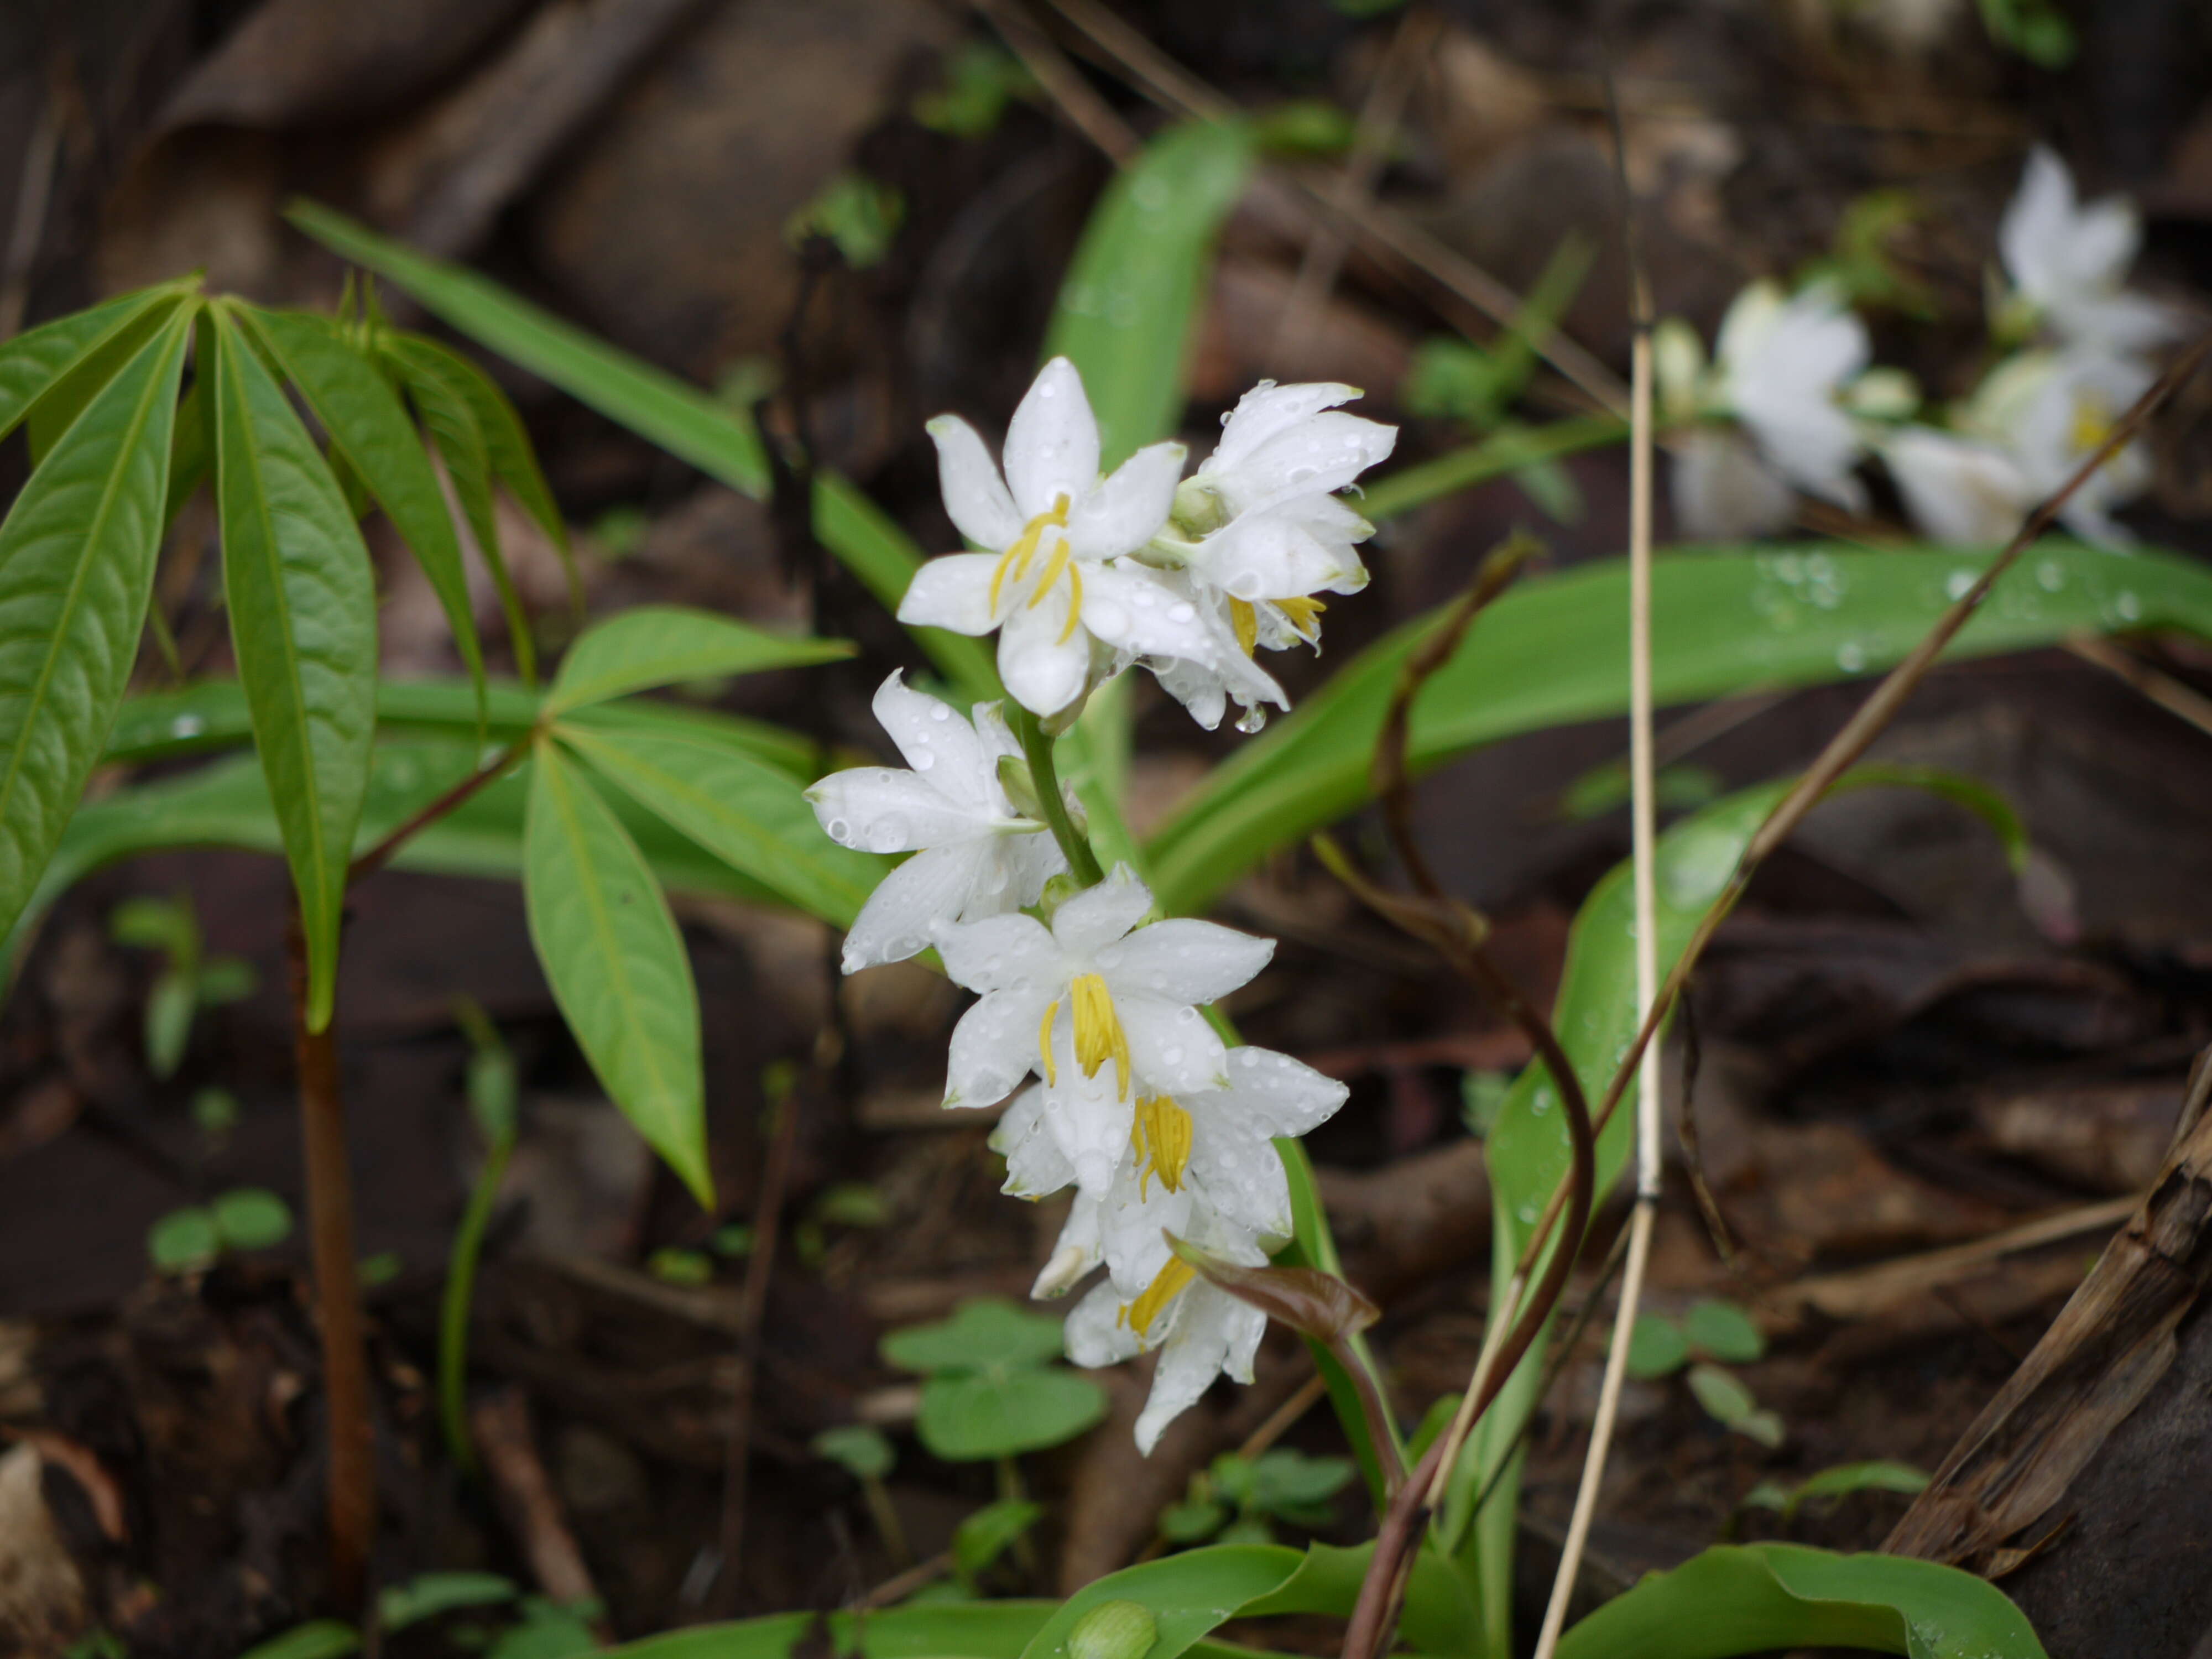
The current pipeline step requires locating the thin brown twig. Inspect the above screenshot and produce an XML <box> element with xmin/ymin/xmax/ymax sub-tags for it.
<box><xmin>2063</xmin><ymin>632</ymin><xmax>2212</xmax><ymax>743</ymax></box>
<box><xmin>968</xmin><ymin>0</ymin><xmax>1139</xmax><ymax>165</ymax></box>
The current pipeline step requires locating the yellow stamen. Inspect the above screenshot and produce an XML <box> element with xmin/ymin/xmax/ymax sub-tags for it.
<box><xmin>1228</xmin><ymin>597</ymin><xmax>1259</xmax><ymax>656</ymax></box>
<box><xmin>2070</xmin><ymin>393</ymin><xmax>2114</xmax><ymax>456</ymax></box>
<box><xmin>1275</xmin><ymin>596</ymin><xmax>1326</xmax><ymax>641</ymax></box>
<box><xmin>1058</xmin><ymin>560</ymin><xmax>1085</xmax><ymax>645</ymax></box>
<box><xmin>1124</xmin><ymin>1256</ymin><xmax>1196</xmax><ymax>1335</ymax></box>
<box><xmin>1037</xmin><ymin>999</ymin><xmax>1060</xmax><ymax>1086</ymax></box>
<box><xmin>1129</xmin><ymin>1094</ymin><xmax>1194</xmax><ymax>1199</ymax></box>
<box><xmin>1025</xmin><ymin>534</ymin><xmax>1072</xmax><ymax>608</ymax></box>
<box><xmin>987</xmin><ymin>494</ymin><xmax>1071</xmax><ymax>614</ymax></box>
<box><xmin>1069</xmin><ymin>973</ymin><xmax>1132</xmax><ymax>1098</ymax></box>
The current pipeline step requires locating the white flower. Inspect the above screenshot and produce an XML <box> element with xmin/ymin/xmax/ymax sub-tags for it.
<box><xmin>900</xmin><ymin>358</ymin><xmax>1223</xmax><ymax>719</ymax></box>
<box><xmin>806</xmin><ymin>673</ymin><xmax>1067</xmax><ymax>973</ymax></box>
<box><xmin>1001</xmin><ymin>1045</ymin><xmax>1348</xmax><ymax>1297</ymax></box>
<box><xmin>1064</xmin><ymin>1206</ymin><xmax>1269</xmax><ymax>1454</ymax></box>
<box><xmin>1670</xmin><ymin>427</ymin><xmax>1799</xmax><ymax>541</ymax></box>
<box><xmin>1145</xmin><ymin>382</ymin><xmax>1396</xmax><ymax>731</ymax></box>
<box><xmin>1881</xmin><ymin>426</ymin><xmax>2031</xmax><ymax>546</ymax></box>
<box><xmin>931</xmin><ymin>864</ymin><xmax>1273</xmax><ymax>1190</ymax></box>
<box><xmin>1999</xmin><ymin>147</ymin><xmax>2178</xmax><ymax>354</ymax></box>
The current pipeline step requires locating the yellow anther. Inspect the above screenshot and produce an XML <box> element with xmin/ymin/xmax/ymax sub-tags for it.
<box><xmin>2070</xmin><ymin>393</ymin><xmax>2114</xmax><ymax>456</ymax></box>
<box><xmin>1070</xmin><ymin>973</ymin><xmax>1131</xmax><ymax>1098</ymax></box>
<box><xmin>1026</xmin><ymin>535</ymin><xmax>1072</xmax><ymax>608</ymax></box>
<box><xmin>1130</xmin><ymin>1094</ymin><xmax>1193</xmax><ymax>1198</ymax></box>
<box><xmin>1037</xmin><ymin>999</ymin><xmax>1060</xmax><ymax>1086</ymax></box>
<box><xmin>987</xmin><ymin>494</ymin><xmax>1071</xmax><ymax>614</ymax></box>
<box><xmin>1228</xmin><ymin>598</ymin><xmax>1259</xmax><ymax>657</ymax></box>
<box><xmin>1125</xmin><ymin>1256</ymin><xmax>1196</xmax><ymax>1335</ymax></box>
<box><xmin>1059</xmin><ymin>561</ymin><xmax>1085</xmax><ymax>645</ymax></box>
<box><xmin>1275</xmin><ymin>596</ymin><xmax>1326</xmax><ymax>641</ymax></box>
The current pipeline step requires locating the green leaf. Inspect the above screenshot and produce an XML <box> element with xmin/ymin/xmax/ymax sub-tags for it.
<box><xmin>547</xmin><ymin>605</ymin><xmax>853</xmax><ymax>714</ymax></box>
<box><xmin>1016</xmin><ymin>1546</ymin><xmax>1303</xmax><ymax>1659</ymax></box>
<box><xmin>916</xmin><ymin>1368</ymin><xmax>1107</xmax><ymax>1460</ymax></box>
<box><xmin>0</xmin><ymin>306</ymin><xmax>191</xmax><ymax>949</ymax></box>
<box><xmin>212</xmin><ymin>1187</ymin><xmax>293</xmax><ymax>1251</ymax></box>
<box><xmin>240</xmin><ymin>305</ymin><xmax>488</xmax><ymax>717</ymax></box>
<box><xmin>812</xmin><ymin>1424</ymin><xmax>895</xmax><ymax>1482</ymax></box>
<box><xmin>378</xmin><ymin>1571</ymin><xmax>518</xmax><ymax>1632</ymax></box>
<box><xmin>1044</xmin><ymin>119</ymin><xmax>1253</xmax><ymax>471</ymax></box>
<box><xmin>285</xmin><ymin>201</ymin><xmax>999</xmax><ymax>705</ymax></box>
<box><xmin>383</xmin><ymin>332</ymin><xmax>539</xmax><ymax>685</ymax></box>
<box><xmin>237</xmin><ymin>1620</ymin><xmax>361</xmax><ymax>1659</ymax></box>
<box><xmin>145</xmin><ymin>970</ymin><xmax>197</xmax><ymax>1078</ymax></box>
<box><xmin>1146</xmin><ymin>542</ymin><xmax>2212</xmax><ymax>915</ymax></box>
<box><xmin>1685</xmin><ymin>1298</ymin><xmax>1766</xmax><ymax>1364</ymax></box>
<box><xmin>1244</xmin><ymin>1449</ymin><xmax>1354</xmax><ymax>1514</ymax></box>
<box><xmin>147</xmin><ymin>1206</ymin><xmax>220</xmax><ymax>1273</ymax></box>
<box><xmin>524</xmin><ymin>739</ymin><xmax>709</xmax><ymax>1204</ymax></box>
<box><xmin>954</xmin><ymin>1498</ymin><xmax>1044</xmax><ymax>1580</ymax></box>
<box><xmin>1778</xmin><ymin>1460</ymin><xmax>1932</xmax><ymax>1520</ymax></box>
<box><xmin>555</xmin><ymin>721</ymin><xmax>883</xmax><ymax>927</ymax></box>
<box><xmin>0</xmin><ymin>284</ymin><xmax>189</xmax><ymax>443</ymax></box>
<box><xmin>1554</xmin><ymin>1543</ymin><xmax>2046</xmax><ymax>1659</ymax></box>
<box><xmin>1625</xmin><ymin>1312</ymin><xmax>1691</xmax><ymax>1379</ymax></box>
<box><xmin>394</xmin><ymin>335</ymin><xmax>578</xmax><ymax>614</ymax></box>
<box><xmin>1686</xmin><ymin>1361</ymin><xmax>1760</xmax><ymax>1427</ymax></box>
<box><xmin>880</xmin><ymin>1297</ymin><xmax>1071</xmax><ymax>1374</ymax></box>
<box><xmin>603</xmin><ymin>1601</ymin><xmax>1059</xmax><ymax>1659</ymax></box>
<box><xmin>211</xmin><ymin>305</ymin><xmax>378</xmax><ymax>1032</ymax></box>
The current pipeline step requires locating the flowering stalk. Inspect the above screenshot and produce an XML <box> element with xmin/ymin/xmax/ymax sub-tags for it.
<box><xmin>1008</xmin><ymin>702</ymin><xmax>1104</xmax><ymax>888</ymax></box>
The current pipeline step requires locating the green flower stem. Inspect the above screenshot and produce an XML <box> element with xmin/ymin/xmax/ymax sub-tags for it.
<box><xmin>1011</xmin><ymin>703</ymin><xmax>1105</xmax><ymax>887</ymax></box>
<box><xmin>439</xmin><ymin>1124</ymin><xmax>515</xmax><ymax>1477</ymax></box>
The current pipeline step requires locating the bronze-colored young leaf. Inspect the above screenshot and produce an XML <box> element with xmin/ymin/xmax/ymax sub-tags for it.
<box><xmin>1167</xmin><ymin>1235</ymin><xmax>1380</xmax><ymax>1344</ymax></box>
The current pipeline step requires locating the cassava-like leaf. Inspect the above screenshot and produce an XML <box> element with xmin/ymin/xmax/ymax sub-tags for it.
<box><xmin>211</xmin><ymin>304</ymin><xmax>378</xmax><ymax>1032</ymax></box>
<box><xmin>383</xmin><ymin>332</ymin><xmax>539</xmax><ymax>685</ymax></box>
<box><xmin>555</xmin><ymin>719</ymin><xmax>882</xmax><ymax>927</ymax></box>
<box><xmin>0</xmin><ymin>306</ymin><xmax>192</xmax><ymax>946</ymax></box>
<box><xmin>0</xmin><ymin>281</ymin><xmax>190</xmax><ymax>445</ymax></box>
<box><xmin>524</xmin><ymin>738</ymin><xmax>709</xmax><ymax>1204</ymax></box>
<box><xmin>241</xmin><ymin>305</ymin><xmax>488</xmax><ymax>714</ymax></box>
<box><xmin>546</xmin><ymin>605</ymin><xmax>853</xmax><ymax>714</ymax></box>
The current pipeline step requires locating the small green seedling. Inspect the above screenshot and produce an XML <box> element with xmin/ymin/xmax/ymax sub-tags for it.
<box><xmin>880</xmin><ymin>1297</ymin><xmax>1106</xmax><ymax>1461</ymax></box>
<box><xmin>814</xmin><ymin>1423</ymin><xmax>910</xmax><ymax>1566</ymax></box>
<box><xmin>1159</xmin><ymin>1448</ymin><xmax>1355</xmax><ymax>1547</ymax></box>
<box><xmin>190</xmin><ymin>1085</ymin><xmax>241</xmax><ymax>1142</ymax></box>
<box><xmin>912</xmin><ymin>40</ymin><xmax>1037</xmax><ymax>139</ymax></box>
<box><xmin>1627</xmin><ymin>1299</ymin><xmax>1780</xmax><ymax>1446</ymax></box>
<box><xmin>952</xmin><ymin>1496</ymin><xmax>1042</xmax><ymax>1589</ymax></box>
<box><xmin>109</xmin><ymin>893</ymin><xmax>258</xmax><ymax>1079</ymax></box>
<box><xmin>147</xmin><ymin>1187</ymin><xmax>293</xmax><ymax>1274</ymax></box>
<box><xmin>785</xmin><ymin>172</ymin><xmax>904</xmax><ymax>270</ymax></box>
<box><xmin>647</xmin><ymin>1247</ymin><xmax>715</xmax><ymax>1286</ymax></box>
<box><xmin>794</xmin><ymin>1180</ymin><xmax>891</xmax><ymax>1266</ymax></box>
<box><xmin>1743</xmin><ymin>1459</ymin><xmax>1930</xmax><ymax>1527</ymax></box>
<box><xmin>236</xmin><ymin>1572</ymin><xmax>594</xmax><ymax>1659</ymax></box>
<box><xmin>1687</xmin><ymin>1363</ymin><xmax>1784</xmax><ymax>1449</ymax></box>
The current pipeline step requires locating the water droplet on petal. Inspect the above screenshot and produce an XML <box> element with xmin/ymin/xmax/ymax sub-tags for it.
<box><xmin>1166</xmin><ymin>602</ymin><xmax>1196</xmax><ymax>624</ymax></box>
<box><xmin>912</xmin><ymin>750</ymin><xmax>936</xmax><ymax>770</ymax></box>
<box><xmin>826</xmin><ymin>817</ymin><xmax>852</xmax><ymax>843</ymax></box>
<box><xmin>930</xmin><ymin>703</ymin><xmax>952</xmax><ymax>722</ymax></box>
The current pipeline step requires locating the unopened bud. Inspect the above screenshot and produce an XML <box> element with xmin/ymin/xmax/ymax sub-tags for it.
<box><xmin>1031</xmin><ymin>1243</ymin><xmax>1089</xmax><ymax>1300</ymax></box>
<box><xmin>1069</xmin><ymin>1600</ymin><xmax>1157</xmax><ymax>1659</ymax></box>
<box><xmin>996</xmin><ymin>753</ymin><xmax>1047</xmax><ymax>822</ymax></box>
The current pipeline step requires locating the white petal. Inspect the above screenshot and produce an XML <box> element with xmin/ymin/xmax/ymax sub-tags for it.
<box><xmin>926</xmin><ymin>415</ymin><xmax>1024</xmax><ymax>551</ymax></box>
<box><xmin>1213</xmin><ymin>1047</ymin><xmax>1347</xmax><ymax>1137</ymax></box>
<box><xmin>1066</xmin><ymin>1280</ymin><xmax>1141</xmax><ymax>1368</ymax></box>
<box><xmin>1134</xmin><ymin>1287</ymin><xmax>1262</xmax><ymax>1454</ymax></box>
<box><xmin>1042</xmin><ymin>1018</ymin><xmax>1138</xmax><ymax>1194</ymax></box>
<box><xmin>1118</xmin><ymin>996</ymin><xmax>1229</xmax><ymax>1097</ymax></box>
<box><xmin>1670</xmin><ymin>428</ymin><xmax>1796</xmax><ymax>541</ymax></box>
<box><xmin>1208</xmin><ymin>380</ymin><xmax>1360</xmax><ymax>476</ymax></box>
<box><xmin>944</xmin><ymin>986</ymin><xmax>1053</xmax><ymax>1107</ymax></box>
<box><xmin>1068</xmin><ymin>440</ymin><xmax>1186</xmax><ymax>559</ymax></box>
<box><xmin>1150</xmin><ymin>654</ymin><xmax>1229</xmax><ymax>731</ymax></box>
<box><xmin>997</xmin><ymin>588</ymin><xmax>1092</xmax><ymax>718</ymax></box>
<box><xmin>1881</xmin><ymin>429</ymin><xmax>2028</xmax><ymax>546</ymax></box>
<box><xmin>1051</xmin><ymin>863</ymin><xmax>1152</xmax><ymax>957</ymax></box>
<box><xmin>953</xmin><ymin>833</ymin><xmax>1062</xmax><ymax>923</ymax></box>
<box><xmin>1713</xmin><ymin>281</ymin><xmax>1785</xmax><ymax>371</ymax></box>
<box><xmin>842</xmin><ymin>844</ymin><xmax>993</xmax><ymax>972</ymax></box>
<box><xmin>2050</xmin><ymin>290</ymin><xmax>2181</xmax><ymax>353</ymax></box>
<box><xmin>972</xmin><ymin>699</ymin><xmax>1025</xmax><ymax>767</ymax></box>
<box><xmin>1004</xmin><ymin>357</ymin><xmax>1102</xmax><ymax>519</ymax></box>
<box><xmin>1102</xmin><ymin>919</ymin><xmax>1274</xmax><ymax>1005</ymax></box>
<box><xmin>870</xmin><ymin>671</ymin><xmax>999</xmax><ymax>811</ymax></box>
<box><xmin>2000</xmin><ymin>147</ymin><xmax>2077</xmax><ymax>303</ymax></box>
<box><xmin>1034</xmin><ymin>1191</ymin><xmax>1101</xmax><ymax>1297</ymax></box>
<box><xmin>1189</xmin><ymin>1143</ymin><xmax>1293</xmax><ymax>1241</ymax></box>
<box><xmin>1197</xmin><ymin>507</ymin><xmax>1364</xmax><ymax>602</ymax></box>
<box><xmin>806</xmin><ymin>767</ymin><xmax>993</xmax><ymax>854</ymax></box>
<box><xmin>1214</xmin><ymin>411</ymin><xmax>1396</xmax><ymax>510</ymax></box>
<box><xmin>898</xmin><ymin>553</ymin><xmax>1005</xmax><ymax>634</ymax></box>
<box><xmin>932</xmin><ymin>911</ymin><xmax>1061</xmax><ymax>992</ymax></box>
<box><xmin>1097</xmin><ymin>1165</ymin><xmax>1192</xmax><ymax>1296</ymax></box>
<box><xmin>1080</xmin><ymin>562</ymin><xmax>1222</xmax><ymax>664</ymax></box>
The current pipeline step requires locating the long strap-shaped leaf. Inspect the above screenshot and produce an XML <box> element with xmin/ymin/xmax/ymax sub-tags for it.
<box><xmin>524</xmin><ymin>739</ymin><xmax>711</xmax><ymax>1204</ymax></box>
<box><xmin>0</xmin><ymin>282</ymin><xmax>190</xmax><ymax>444</ymax></box>
<box><xmin>0</xmin><ymin>306</ymin><xmax>192</xmax><ymax>941</ymax></box>
<box><xmin>211</xmin><ymin>304</ymin><xmax>378</xmax><ymax>1031</ymax></box>
<box><xmin>555</xmin><ymin>721</ymin><xmax>884</xmax><ymax>927</ymax></box>
<box><xmin>241</xmin><ymin>305</ymin><xmax>489</xmax><ymax>719</ymax></box>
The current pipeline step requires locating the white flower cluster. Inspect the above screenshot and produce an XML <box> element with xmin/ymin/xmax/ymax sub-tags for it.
<box><xmin>901</xmin><ymin>359</ymin><xmax>1395</xmax><ymax>733</ymax></box>
<box><xmin>1663</xmin><ymin>147</ymin><xmax>2177</xmax><ymax>548</ymax></box>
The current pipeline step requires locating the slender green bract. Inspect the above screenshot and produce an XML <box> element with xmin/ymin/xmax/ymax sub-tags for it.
<box><xmin>1146</xmin><ymin>541</ymin><xmax>2212</xmax><ymax>914</ymax></box>
<box><xmin>0</xmin><ymin>305</ymin><xmax>191</xmax><ymax>949</ymax></box>
<box><xmin>241</xmin><ymin>305</ymin><xmax>489</xmax><ymax>716</ymax></box>
<box><xmin>212</xmin><ymin>305</ymin><xmax>379</xmax><ymax>1031</ymax></box>
<box><xmin>546</xmin><ymin>604</ymin><xmax>853</xmax><ymax>714</ymax></box>
<box><xmin>523</xmin><ymin>740</ymin><xmax>710</xmax><ymax>1204</ymax></box>
<box><xmin>555</xmin><ymin>721</ymin><xmax>884</xmax><ymax>927</ymax></box>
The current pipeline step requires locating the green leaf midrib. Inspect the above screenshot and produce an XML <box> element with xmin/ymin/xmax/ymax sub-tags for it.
<box><xmin>218</xmin><ymin>311</ymin><xmax>335</xmax><ymax>912</ymax></box>
<box><xmin>0</xmin><ymin>312</ymin><xmax>187</xmax><ymax>833</ymax></box>
<box><xmin>539</xmin><ymin>746</ymin><xmax>680</xmax><ymax>1113</ymax></box>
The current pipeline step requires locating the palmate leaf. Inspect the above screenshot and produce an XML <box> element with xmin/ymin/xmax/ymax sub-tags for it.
<box><xmin>546</xmin><ymin>604</ymin><xmax>854</xmax><ymax>714</ymax></box>
<box><xmin>524</xmin><ymin>738</ymin><xmax>709</xmax><ymax>1204</ymax></box>
<box><xmin>239</xmin><ymin>305</ymin><xmax>489</xmax><ymax>717</ymax></box>
<box><xmin>555</xmin><ymin>721</ymin><xmax>883</xmax><ymax>927</ymax></box>
<box><xmin>210</xmin><ymin>304</ymin><xmax>378</xmax><ymax>1032</ymax></box>
<box><xmin>0</xmin><ymin>305</ymin><xmax>192</xmax><ymax>947</ymax></box>
<box><xmin>0</xmin><ymin>281</ymin><xmax>192</xmax><ymax>445</ymax></box>
<box><xmin>382</xmin><ymin>333</ymin><xmax>540</xmax><ymax>685</ymax></box>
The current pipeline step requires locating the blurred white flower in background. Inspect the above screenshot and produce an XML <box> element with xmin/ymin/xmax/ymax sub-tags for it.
<box><xmin>1998</xmin><ymin>146</ymin><xmax>2178</xmax><ymax>354</ymax></box>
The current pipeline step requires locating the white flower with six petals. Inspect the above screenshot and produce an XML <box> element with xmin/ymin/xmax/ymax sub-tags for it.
<box><xmin>1999</xmin><ymin>146</ymin><xmax>2178</xmax><ymax>356</ymax></box>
